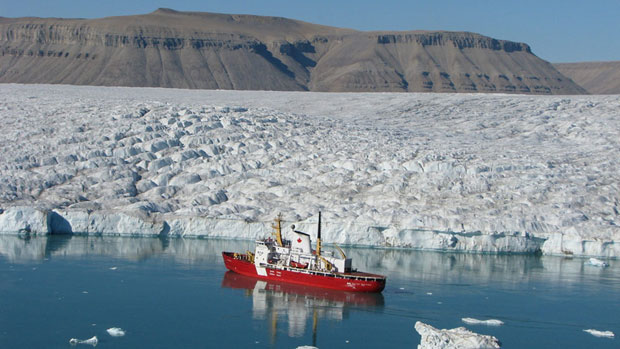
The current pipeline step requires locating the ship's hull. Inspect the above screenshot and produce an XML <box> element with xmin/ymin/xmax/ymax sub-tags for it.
<box><xmin>222</xmin><ymin>271</ymin><xmax>385</xmax><ymax>306</ymax></box>
<box><xmin>222</xmin><ymin>252</ymin><xmax>386</xmax><ymax>292</ymax></box>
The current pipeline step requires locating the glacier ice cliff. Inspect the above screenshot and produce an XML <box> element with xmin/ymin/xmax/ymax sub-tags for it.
<box><xmin>0</xmin><ymin>85</ymin><xmax>618</xmax><ymax>258</ymax></box>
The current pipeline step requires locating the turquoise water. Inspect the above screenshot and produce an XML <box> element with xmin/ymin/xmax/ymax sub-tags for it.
<box><xmin>0</xmin><ymin>235</ymin><xmax>618</xmax><ymax>348</ymax></box>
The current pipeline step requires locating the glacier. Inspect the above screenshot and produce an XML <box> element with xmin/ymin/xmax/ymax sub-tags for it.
<box><xmin>0</xmin><ymin>84</ymin><xmax>619</xmax><ymax>258</ymax></box>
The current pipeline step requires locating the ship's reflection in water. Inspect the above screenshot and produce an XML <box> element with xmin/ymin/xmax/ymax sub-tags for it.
<box><xmin>221</xmin><ymin>271</ymin><xmax>384</xmax><ymax>344</ymax></box>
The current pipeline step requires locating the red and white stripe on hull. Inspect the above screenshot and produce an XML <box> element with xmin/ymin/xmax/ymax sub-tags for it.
<box><xmin>222</xmin><ymin>252</ymin><xmax>386</xmax><ymax>292</ymax></box>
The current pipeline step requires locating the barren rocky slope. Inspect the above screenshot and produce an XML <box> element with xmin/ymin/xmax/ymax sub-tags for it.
<box><xmin>554</xmin><ymin>61</ymin><xmax>620</xmax><ymax>94</ymax></box>
<box><xmin>0</xmin><ymin>8</ymin><xmax>586</xmax><ymax>94</ymax></box>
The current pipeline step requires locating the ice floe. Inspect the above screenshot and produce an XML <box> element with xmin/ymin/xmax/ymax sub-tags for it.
<box><xmin>69</xmin><ymin>336</ymin><xmax>98</xmax><ymax>346</ymax></box>
<box><xmin>461</xmin><ymin>318</ymin><xmax>504</xmax><ymax>326</ymax></box>
<box><xmin>583</xmin><ymin>329</ymin><xmax>615</xmax><ymax>338</ymax></box>
<box><xmin>1</xmin><ymin>85</ymin><xmax>619</xmax><ymax>257</ymax></box>
<box><xmin>415</xmin><ymin>321</ymin><xmax>501</xmax><ymax>349</ymax></box>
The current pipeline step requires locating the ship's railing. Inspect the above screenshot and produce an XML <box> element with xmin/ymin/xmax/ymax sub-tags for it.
<box><xmin>232</xmin><ymin>251</ymin><xmax>254</xmax><ymax>263</ymax></box>
<box><xmin>260</xmin><ymin>263</ymin><xmax>385</xmax><ymax>282</ymax></box>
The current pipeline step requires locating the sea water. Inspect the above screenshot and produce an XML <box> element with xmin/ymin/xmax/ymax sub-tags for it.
<box><xmin>0</xmin><ymin>235</ymin><xmax>617</xmax><ymax>348</ymax></box>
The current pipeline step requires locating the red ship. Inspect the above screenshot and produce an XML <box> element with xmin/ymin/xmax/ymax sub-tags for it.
<box><xmin>222</xmin><ymin>213</ymin><xmax>386</xmax><ymax>292</ymax></box>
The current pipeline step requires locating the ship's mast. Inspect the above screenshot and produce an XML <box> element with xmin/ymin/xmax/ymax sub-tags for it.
<box><xmin>316</xmin><ymin>211</ymin><xmax>322</xmax><ymax>256</ymax></box>
<box><xmin>315</xmin><ymin>212</ymin><xmax>333</xmax><ymax>271</ymax></box>
<box><xmin>271</xmin><ymin>213</ymin><xmax>284</xmax><ymax>247</ymax></box>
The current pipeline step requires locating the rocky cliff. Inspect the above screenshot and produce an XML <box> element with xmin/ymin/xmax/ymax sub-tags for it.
<box><xmin>0</xmin><ymin>8</ymin><xmax>586</xmax><ymax>94</ymax></box>
<box><xmin>554</xmin><ymin>61</ymin><xmax>620</xmax><ymax>94</ymax></box>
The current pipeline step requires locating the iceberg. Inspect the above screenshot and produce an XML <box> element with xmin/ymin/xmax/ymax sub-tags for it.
<box><xmin>0</xmin><ymin>84</ymin><xmax>619</xmax><ymax>258</ymax></box>
<box><xmin>415</xmin><ymin>321</ymin><xmax>501</xmax><ymax>349</ymax></box>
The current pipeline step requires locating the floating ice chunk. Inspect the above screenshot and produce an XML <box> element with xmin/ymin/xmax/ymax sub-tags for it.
<box><xmin>584</xmin><ymin>329</ymin><xmax>614</xmax><ymax>338</ymax></box>
<box><xmin>69</xmin><ymin>336</ymin><xmax>98</xmax><ymax>346</ymax></box>
<box><xmin>462</xmin><ymin>318</ymin><xmax>504</xmax><ymax>326</ymax></box>
<box><xmin>426</xmin><ymin>292</ymin><xmax>433</xmax><ymax>295</ymax></box>
<box><xmin>586</xmin><ymin>258</ymin><xmax>609</xmax><ymax>267</ymax></box>
<box><xmin>107</xmin><ymin>327</ymin><xmax>126</xmax><ymax>337</ymax></box>
<box><xmin>415</xmin><ymin>321</ymin><xmax>501</xmax><ymax>349</ymax></box>
<box><xmin>109</xmin><ymin>267</ymin><xmax>117</xmax><ymax>270</ymax></box>
<box><xmin>82</xmin><ymin>336</ymin><xmax>98</xmax><ymax>345</ymax></box>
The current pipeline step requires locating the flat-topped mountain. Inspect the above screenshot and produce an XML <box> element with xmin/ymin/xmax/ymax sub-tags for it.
<box><xmin>554</xmin><ymin>61</ymin><xmax>620</xmax><ymax>94</ymax></box>
<box><xmin>0</xmin><ymin>8</ymin><xmax>586</xmax><ymax>94</ymax></box>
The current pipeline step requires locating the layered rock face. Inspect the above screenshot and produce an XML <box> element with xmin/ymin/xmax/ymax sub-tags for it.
<box><xmin>0</xmin><ymin>8</ymin><xmax>586</xmax><ymax>94</ymax></box>
<box><xmin>554</xmin><ymin>61</ymin><xmax>620</xmax><ymax>94</ymax></box>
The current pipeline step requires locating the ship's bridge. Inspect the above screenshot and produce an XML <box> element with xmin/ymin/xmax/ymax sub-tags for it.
<box><xmin>291</xmin><ymin>231</ymin><xmax>312</xmax><ymax>254</ymax></box>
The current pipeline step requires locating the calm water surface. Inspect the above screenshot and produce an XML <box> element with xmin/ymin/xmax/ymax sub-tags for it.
<box><xmin>0</xmin><ymin>235</ymin><xmax>618</xmax><ymax>348</ymax></box>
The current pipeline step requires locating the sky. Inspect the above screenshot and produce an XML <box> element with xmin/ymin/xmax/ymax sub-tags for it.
<box><xmin>1</xmin><ymin>0</ymin><xmax>618</xmax><ymax>63</ymax></box>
